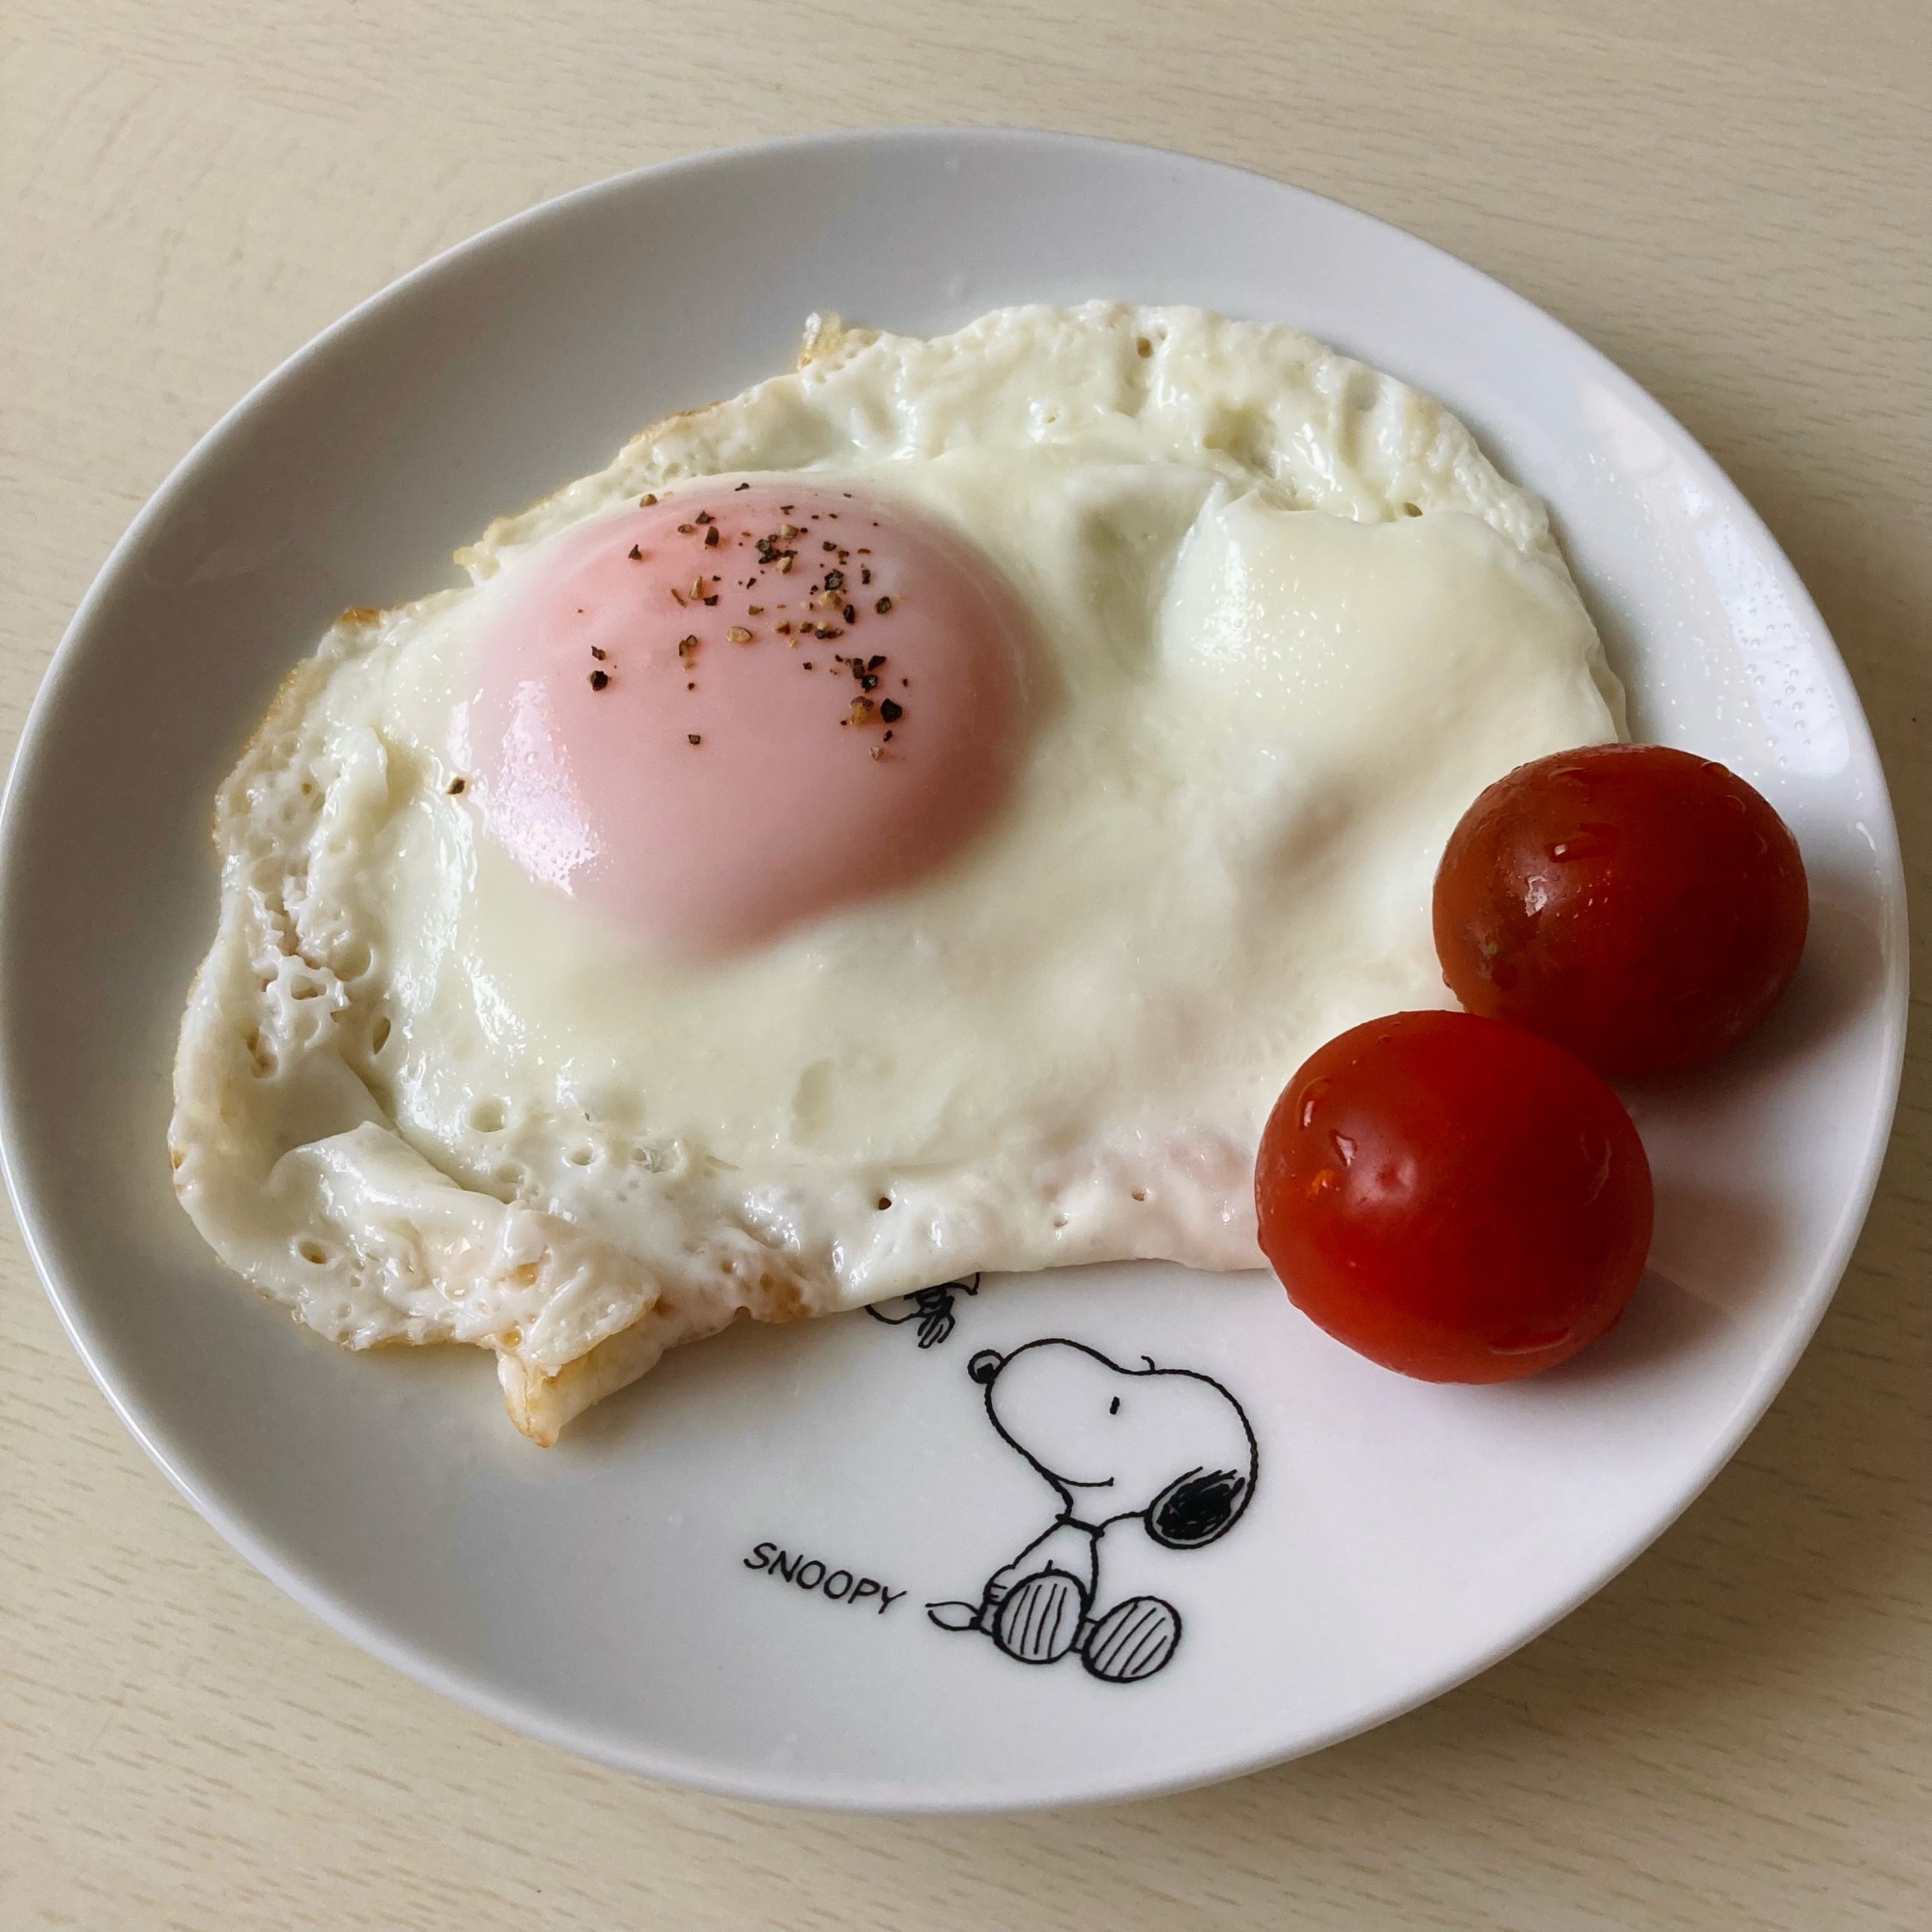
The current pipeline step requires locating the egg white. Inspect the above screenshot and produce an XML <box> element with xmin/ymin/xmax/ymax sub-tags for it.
<box><xmin>170</xmin><ymin>303</ymin><xmax>1622</xmax><ymax>1441</ymax></box>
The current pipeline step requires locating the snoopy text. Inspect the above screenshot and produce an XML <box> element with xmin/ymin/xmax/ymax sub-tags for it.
<box><xmin>744</xmin><ymin>1541</ymin><xmax>907</xmax><ymax>1615</ymax></box>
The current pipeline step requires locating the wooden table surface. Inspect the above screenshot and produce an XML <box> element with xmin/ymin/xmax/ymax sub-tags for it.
<box><xmin>4</xmin><ymin>3</ymin><xmax>1927</xmax><ymax>1925</ymax></box>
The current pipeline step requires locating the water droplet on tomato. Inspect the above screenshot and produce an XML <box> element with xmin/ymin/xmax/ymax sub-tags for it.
<box><xmin>1548</xmin><ymin>822</ymin><xmax>1620</xmax><ymax>863</ymax></box>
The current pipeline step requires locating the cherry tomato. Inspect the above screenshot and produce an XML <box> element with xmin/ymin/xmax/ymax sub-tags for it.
<box><xmin>1433</xmin><ymin>743</ymin><xmax>1807</xmax><ymax>1077</ymax></box>
<box><xmin>1255</xmin><ymin>1010</ymin><xmax>1652</xmax><ymax>1382</ymax></box>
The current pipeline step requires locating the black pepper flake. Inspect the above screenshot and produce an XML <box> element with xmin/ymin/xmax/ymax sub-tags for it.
<box><xmin>688</xmin><ymin>733</ymin><xmax>702</xmax><ymax>745</ymax></box>
<box><xmin>702</xmin><ymin>595</ymin><xmax>719</xmax><ymax>607</ymax></box>
<box><xmin>446</xmin><ymin>776</ymin><xmax>467</xmax><ymax>793</ymax></box>
<box><xmin>882</xmin><ymin>730</ymin><xmax>893</xmax><ymax>742</ymax></box>
<box><xmin>824</xmin><ymin>569</ymin><xmax>844</xmax><ymax>591</ymax></box>
<box><xmin>861</xmin><ymin>567</ymin><xmax>872</xmax><ymax>585</ymax></box>
<box><xmin>867</xmin><ymin>655</ymin><xmax>885</xmax><ymax>670</ymax></box>
<box><xmin>703</xmin><ymin>526</ymin><xmax>720</xmax><ymax>548</ymax></box>
<box><xmin>822</xmin><ymin>540</ymin><xmax>837</xmax><ymax>552</ymax></box>
<box><xmin>588</xmin><ymin>669</ymin><xmax>610</xmax><ymax>691</ymax></box>
<box><xmin>677</xmin><ymin>524</ymin><xmax>696</xmax><ymax>533</ymax></box>
<box><xmin>843</xmin><ymin>605</ymin><xmax>857</xmax><ymax>624</ymax></box>
<box><xmin>694</xmin><ymin>511</ymin><xmax>714</xmax><ymax>525</ymax></box>
<box><xmin>687</xmin><ymin>681</ymin><xmax>696</xmax><ymax>690</ymax></box>
<box><xmin>875</xmin><ymin>596</ymin><xmax>893</xmax><ymax>614</ymax></box>
<box><xmin>880</xmin><ymin>698</ymin><xmax>903</xmax><ymax>723</ymax></box>
<box><xmin>734</xmin><ymin>482</ymin><xmax>751</xmax><ymax>491</ymax></box>
<box><xmin>590</xmin><ymin>645</ymin><xmax>608</xmax><ymax>660</ymax></box>
<box><xmin>627</xmin><ymin>544</ymin><xmax>642</xmax><ymax>560</ymax></box>
<box><xmin>780</xmin><ymin>503</ymin><xmax>793</xmax><ymax>513</ymax></box>
<box><xmin>802</xmin><ymin>660</ymin><xmax>813</xmax><ymax>668</ymax></box>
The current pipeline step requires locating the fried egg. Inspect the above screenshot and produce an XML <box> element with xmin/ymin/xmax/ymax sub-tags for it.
<box><xmin>169</xmin><ymin>303</ymin><xmax>1623</xmax><ymax>1442</ymax></box>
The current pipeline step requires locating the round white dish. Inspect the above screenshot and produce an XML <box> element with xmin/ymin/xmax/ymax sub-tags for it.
<box><xmin>0</xmin><ymin>128</ymin><xmax>1905</xmax><ymax>1812</ymax></box>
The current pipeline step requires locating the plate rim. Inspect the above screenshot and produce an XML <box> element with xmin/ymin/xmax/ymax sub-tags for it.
<box><xmin>0</xmin><ymin>123</ymin><xmax>1910</xmax><ymax>1812</ymax></box>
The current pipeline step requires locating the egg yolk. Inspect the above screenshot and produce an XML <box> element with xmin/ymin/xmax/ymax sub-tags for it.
<box><xmin>468</xmin><ymin>484</ymin><xmax>1031</xmax><ymax>953</ymax></box>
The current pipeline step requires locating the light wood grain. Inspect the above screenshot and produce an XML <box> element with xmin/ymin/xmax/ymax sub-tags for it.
<box><xmin>3</xmin><ymin>3</ymin><xmax>1928</xmax><ymax>1926</ymax></box>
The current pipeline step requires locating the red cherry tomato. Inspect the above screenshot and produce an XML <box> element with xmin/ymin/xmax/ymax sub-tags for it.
<box><xmin>1255</xmin><ymin>1010</ymin><xmax>1652</xmax><ymax>1382</ymax></box>
<box><xmin>1433</xmin><ymin>743</ymin><xmax>1807</xmax><ymax>1077</ymax></box>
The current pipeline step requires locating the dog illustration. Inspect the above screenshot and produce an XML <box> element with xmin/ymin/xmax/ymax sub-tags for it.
<box><xmin>866</xmin><ymin>1274</ymin><xmax>980</xmax><ymax>1350</ymax></box>
<box><xmin>926</xmin><ymin>1339</ymin><xmax>1256</xmax><ymax>1684</ymax></box>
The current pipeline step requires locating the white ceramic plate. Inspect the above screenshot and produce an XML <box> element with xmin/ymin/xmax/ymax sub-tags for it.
<box><xmin>0</xmin><ymin>129</ymin><xmax>1906</xmax><ymax>1812</ymax></box>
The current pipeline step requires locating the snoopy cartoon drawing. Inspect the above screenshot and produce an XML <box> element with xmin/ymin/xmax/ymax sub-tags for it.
<box><xmin>866</xmin><ymin>1274</ymin><xmax>980</xmax><ymax>1350</ymax></box>
<box><xmin>926</xmin><ymin>1339</ymin><xmax>1257</xmax><ymax>1684</ymax></box>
